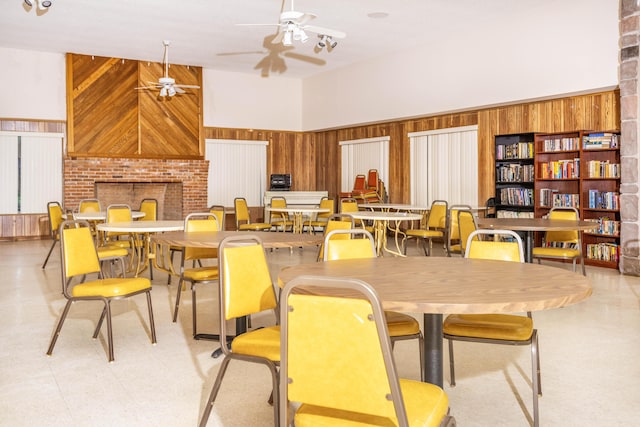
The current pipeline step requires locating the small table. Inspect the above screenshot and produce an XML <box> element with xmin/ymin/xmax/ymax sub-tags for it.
<box><xmin>97</xmin><ymin>220</ymin><xmax>184</xmax><ymax>276</ymax></box>
<box><xmin>346</xmin><ymin>211</ymin><xmax>422</xmax><ymax>256</ymax></box>
<box><xmin>278</xmin><ymin>256</ymin><xmax>592</xmax><ymax>387</ymax></box>
<box><xmin>477</xmin><ymin>217</ymin><xmax>598</xmax><ymax>262</ymax></box>
<box><xmin>360</xmin><ymin>203</ymin><xmax>430</xmax><ymax>212</ymax></box>
<box><xmin>70</xmin><ymin>211</ymin><xmax>146</xmax><ymax>221</ymax></box>
<box><xmin>266</xmin><ymin>207</ymin><xmax>330</xmax><ymax>234</ymax></box>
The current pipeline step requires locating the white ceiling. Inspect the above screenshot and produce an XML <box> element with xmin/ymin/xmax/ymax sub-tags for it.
<box><xmin>0</xmin><ymin>0</ymin><xmax>553</xmax><ymax>79</ymax></box>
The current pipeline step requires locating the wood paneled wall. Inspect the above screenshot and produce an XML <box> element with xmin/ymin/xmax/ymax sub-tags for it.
<box><xmin>66</xmin><ymin>53</ymin><xmax>202</xmax><ymax>159</ymax></box>
<box><xmin>204</xmin><ymin>90</ymin><xmax>619</xmax><ymax>206</ymax></box>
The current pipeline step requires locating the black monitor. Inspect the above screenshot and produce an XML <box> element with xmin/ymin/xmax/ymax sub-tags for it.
<box><xmin>269</xmin><ymin>174</ymin><xmax>291</xmax><ymax>191</ymax></box>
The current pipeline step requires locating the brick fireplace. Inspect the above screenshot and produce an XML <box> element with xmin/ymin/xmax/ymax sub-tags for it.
<box><xmin>64</xmin><ymin>158</ymin><xmax>209</xmax><ymax>219</ymax></box>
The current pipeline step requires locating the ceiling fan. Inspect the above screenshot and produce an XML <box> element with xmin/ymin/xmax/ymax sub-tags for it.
<box><xmin>136</xmin><ymin>40</ymin><xmax>200</xmax><ymax>97</ymax></box>
<box><xmin>239</xmin><ymin>0</ymin><xmax>346</xmax><ymax>48</ymax></box>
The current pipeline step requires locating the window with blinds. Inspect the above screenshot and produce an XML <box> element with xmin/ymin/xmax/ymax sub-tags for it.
<box><xmin>0</xmin><ymin>132</ymin><xmax>63</xmax><ymax>214</ymax></box>
<box><xmin>409</xmin><ymin>125</ymin><xmax>478</xmax><ymax>207</ymax></box>
<box><xmin>339</xmin><ymin>136</ymin><xmax>389</xmax><ymax>193</ymax></box>
<box><xmin>205</xmin><ymin>139</ymin><xmax>268</xmax><ymax>208</ymax></box>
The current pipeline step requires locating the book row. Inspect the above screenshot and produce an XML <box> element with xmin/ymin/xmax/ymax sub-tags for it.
<box><xmin>496</xmin><ymin>210</ymin><xmax>534</xmax><ymax>218</ymax></box>
<box><xmin>499</xmin><ymin>187</ymin><xmax>533</xmax><ymax>206</ymax></box>
<box><xmin>538</xmin><ymin>189</ymin><xmax>579</xmax><ymax>208</ymax></box>
<box><xmin>496</xmin><ymin>142</ymin><xmax>534</xmax><ymax>160</ymax></box>
<box><xmin>585</xmin><ymin>218</ymin><xmax>620</xmax><ymax>236</ymax></box>
<box><xmin>582</xmin><ymin>133</ymin><xmax>619</xmax><ymax>150</ymax></box>
<box><xmin>585</xmin><ymin>160</ymin><xmax>620</xmax><ymax>178</ymax></box>
<box><xmin>538</xmin><ymin>159</ymin><xmax>580</xmax><ymax>179</ymax></box>
<box><xmin>587</xmin><ymin>190</ymin><xmax>619</xmax><ymax>210</ymax></box>
<box><xmin>496</xmin><ymin>164</ymin><xmax>534</xmax><ymax>183</ymax></box>
<box><xmin>540</xmin><ymin>137</ymin><xmax>580</xmax><ymax>152</ymax></box>
<box><xmin>586</xmin><ymin>243</ymin><xmax>619</xmax><ymax>262</ymax></box>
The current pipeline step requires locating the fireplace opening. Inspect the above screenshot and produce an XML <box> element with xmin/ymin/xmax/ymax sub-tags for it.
<box><xmin>95</xmin><ymin>182</ymin><xmax>183</xmax><ymax>220</ymax></box>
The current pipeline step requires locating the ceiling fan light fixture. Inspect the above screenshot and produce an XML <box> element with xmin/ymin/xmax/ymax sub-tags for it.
<box><xmin>167</xmin><ymin>86</ymin><xmax>176</xmax><ymax>97</ymax></box>
<box><xmin>159</xmin><ymin>87</ymin><xmax>168</xmax><ymax>97</ymax></box>
<box><xmin>40</xmin><ymin>0</ymin><xmax>52</xmax><ymax>7</ymax></box>
<box><xmin>316</xmin><ymin>35</ymin><xmax>327</xmax><ymax>49</ymax></box>
<box><xmin>283</xmin><ymin>31</ymin><xmax>293</xmax><ymax>46</ymax></box>
<box><xmin>24</xmin><ymin>0</ymin><xmax>33</xmax><ymax>6</ymax></box>
<box><xmin>327</xmin><ymin>36</ymin><xmax>337</xmax><ymax>49</ymax></box>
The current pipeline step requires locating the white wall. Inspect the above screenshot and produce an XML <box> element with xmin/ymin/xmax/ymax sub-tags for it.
<box><xmin>0</xmin><ymin>47</ymin><xmax>66</xmax><ymax>120</ymax></box>
<box><xmin>203</xmin><ymin>69</ymin><xmax>302</xmax><ymax>131</ymax></box>
<box><xmin>302</xmin><ymin>0</ymin><xmax>620</xmax><ymax>130</ymax></box>
<box><xmin>0</xmin><ymin>0</ymin><xmax>620</xmax><ymax>132</ymax></box>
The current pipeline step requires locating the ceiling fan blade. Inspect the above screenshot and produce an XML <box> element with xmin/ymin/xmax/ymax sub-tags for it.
<box><xmin>174</xmin><ymin>84</ymin><xmax>201</xmax><ymax>89</ymax></box>
<box><xmin>283</xmin><ymin>52</ymin><xmax>327</xmax><ymax>66</ymax></box>
<box><xmin>173</xmin><ymin>87</ymin><xmax>186</xmax><ymax>94</ymax></box>
<box><xmin>303</xmin><ymin>25</ymin><xmax>346</xmax><ymax>39</ymax></box>
<box><xmin>271</xmin><ymin>30</ymin><xmax>285</xmax><ymax>44</ymax></box>
<box><xmin>296</xmin><ymin>12</ymin><xmax>316</xmax><ymax>25</ymax></box>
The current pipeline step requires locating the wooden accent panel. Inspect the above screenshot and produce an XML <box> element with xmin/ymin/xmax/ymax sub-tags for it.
<box><xmin>66</xmin><ymin>53</ymin><xmax>202</xmax><ymax>159</ymax></box>
<box><xmin>138</xmin><ymin>62</ymin><xmax>202</xmax><ymax>158</ymax></box>
<box><xmin>67</xmin><ymin>54</ymin><xmax>139</xmax><ymax>156</ymax></box>
<box><xmin>0</xmin><ymin>214</ymin><xmax>48</xmax><ymax>240</ymax></box>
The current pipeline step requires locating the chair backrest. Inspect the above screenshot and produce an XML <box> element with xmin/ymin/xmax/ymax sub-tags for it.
<box><xmin>60</xmin><ymin>220</ymin><xmax>101</xmax><ymax>294</ymax></box>
<box><xmin>457</xmin><ymin>209</ymin><xmax>478</xmax><ymax>254</ymax></box>
<box><xmin>352</xmin><ymin>174</ymin><xmax>367</xmax><ymax>191</ymax></box>
<box><xmin>426</xmin><ymin>200</ymin><xmax>449</xmax><ymax>229</ymax></box>
<box><xmin>78</xmin><ymin>199</ymin><xmax>101</xmax><ymax>213</ymax></box>
<box><xmin>270</xmin><ymin>196</ymin><xmax>288</xmax><ymax>222</ymax></box>
<box><xmin>546</xmin><ymin>207</ymin><xmax>580</xmax><ymax>243</ymax></box>
<box><xmin>324</xmin><ymin>229</ymin><xmax>376</xmax><ymax>261</ymax></box>
<box><xmin>316</xmin><ymin>197</ymin><xmax>335</xmax><ymax>220</ymax></box>
<box><xmin>280</xmin><ymin>275</ymin><xmax>409</xmax><ymax>426</ymax></box>
<box><xmin>448</xmin><ymin>204</ymin><xmax>472</xmax><ymax>242</ymax></box>
<box><xmin>47</xmin><ymin>201</ymin><xmax>64</xmax><ymax>238</ymax></box>
<box><xmin>183</xmin><ymin>212</ymin><xmax>220</xmax><ymax>261</ymax></box>
<box><xmin>340</xmin><ymin>198</ymin><xmax>359</xmax><ymax>213</ymax></box>
<box><xmin>317</xmin><ymin>215</ymin><xmax>353</xmax><ymax>261</ymax></box>
<box><xmin>105</xmin><ymin>204</ymin><xmax>132</xmax><ymax>238</ymax></box>
<box><xmin>367</xmin><ymin>169</ymin><xmax>379</xmax><ymax>189</ymax></box>
<box><xmin>209</xmin><ymin>205</ymin><xmax>226</xmax><ymax>231</ymax></box>
<box><xmin>465</xmin><ymin>229</ymin><xmax>525</xmax><ymax>262</ymax></box>
<box><xmin>218</xmin><ymin>235</ymin><xmax>277</xmax><ymax>353</ymax></box>
<box><xmin>139</xmin><ymin>198</ymin><xmax>158</xmax><ymax>221</ymax></box>
<box><xmin>234</xmin><ymin>197</ymin><xmax>251</xmax><ymax>227</ymax></box>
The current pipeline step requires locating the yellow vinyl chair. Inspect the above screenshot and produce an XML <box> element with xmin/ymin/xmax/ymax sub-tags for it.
<box><xmin>234</xmin><ymin>197</ymin><xmax>271</xmax><ymax>231</ymax></box>
<box><xmin>403</xmin><ymin>200</ymin><xmax>449</xmax><ymax>256</ymax></box>
<box><xmin>305</xmin><ymin>197</ymin><xmax>335</xmax><ymax>233</ymax></box>
<box><xmin>446</xmin><ymin>205</ymin><xmax>471</xmax><ymax>256</ymax></box>
<box><xmin>78</xmin><ymin>198</ymin><xmax>101</xmax><ymax>213</ymax></box>
<box><xmin>443</xmin><ymin>229</ymin><xmax>541</xmax><ymax>427</ymax></box>
<box><xmin>46</xmin><ymin>220</ymin><xmax>156</xmax><ymax>362</ymax></box>
<box><xmin>279</xmin><ymin>275</ymin><xmax>454</xmax><ymax>427</ymax></box>
<box><xmin>172</xmin><ymin>213</ymin><xmax>220</xmax><ymax>338</ymax></box>
<box><xmin>198</xmin><ymin>234</ymin><xmax>280</xmax><ymax>427</ymax></box>
<box><xmin>446</xmin><ymin>206</ymin><xmax>474</xmax><ymax>257</ymax></box>
<box><xmin>315</xmin><ymin>214</ymin><xmax>354</xmax><ymax>261</ymax></box>
<box><xmin>456</xmin><ymin>209</ymin><xmax>478</xmax><ymax>257</ymax></box>
<box><xmin>532</xmin><ymin>206</ymin><xmax>586</xmax><ymax>275</ymax></box>
<box><xmin>138</xmin><ymin>198</ymin><xmax>158</xmax><ymax>221</ymax></box>
<box><xmin>104</xmin><ymin>204</ymin><xmax>133</xmax><ymax>248</ymax></box>
<box><xmin>269</xmin><ymin>196</ymin><xmax>294</xmax><ymax>232</ymax></box>
<box><xmin>324</xmin><ymin>229</ymin><xmax>425</xmax><ymax>381</ymax></box>
<box><xmin>209</xmin><ymin>204</ymin><xmax>226</xmax><ymax>231</ymax></box>
<box><xmin>340</xmin><ymin>196</ymin><xmax>373</xmax><ymax>233</ymax></box>
<box><xmin>42</xmin><ymin>201</ymin><xmax>64</xmax><ymax>269</ymax></box>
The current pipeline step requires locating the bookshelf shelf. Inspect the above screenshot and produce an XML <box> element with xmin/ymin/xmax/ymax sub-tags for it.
<box><xmin>494</xmin><ymin>133</ymin><xmax>536</xmax><ymax>218</ymax></box>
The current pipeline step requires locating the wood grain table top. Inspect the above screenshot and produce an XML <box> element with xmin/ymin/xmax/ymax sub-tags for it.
<box><xmin>97</xmin><ymin>220</ymin><xmax>184</xmax><ymax>233</ymax></box>
<box><xmin>151</xmin><ymin>230</ymin><xmax>323</xmax><ymax>249</ymax></box>
<box><xmin>278</xmin><ymin>256</ymin><xmax>592</xmax><ymax>314</ymax></box>
<box><xmin>477</xmin><ymin>217</ymin><xmax>598</xmax><ymax>232</ymax></box>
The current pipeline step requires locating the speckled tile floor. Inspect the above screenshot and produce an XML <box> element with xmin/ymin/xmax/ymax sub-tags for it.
<box><xmin>1</xmin><ymin>238</ymin><xmax>638</xmax><ymax>426</ymax></box>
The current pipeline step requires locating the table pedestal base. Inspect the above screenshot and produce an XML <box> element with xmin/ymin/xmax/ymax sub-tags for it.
<box><xmin>424</xmin><ymin>313</ymin><xmax>443</xmax><ymax>387</ymax></box>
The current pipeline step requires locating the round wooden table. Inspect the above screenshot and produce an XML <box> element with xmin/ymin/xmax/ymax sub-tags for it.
<box><xmin>278</xmin><ymin>256</ymin><xmax>592</xmax><ymax>387</ymax></box>
<box><xmin>70</xmin><ymin>211</ymin><xmax>146</xmax><ymax>220</ymax></box>
<box><xmin>477</xmin><ymin>217</ymin><xmax>598</xmax><ymax>262</ymax></box>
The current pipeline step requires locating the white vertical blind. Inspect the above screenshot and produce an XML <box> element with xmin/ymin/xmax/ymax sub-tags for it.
<box><xmin>339</xmin><ymin>136</ymin><xmax>389</xmax><ymax>192</ymax></box>
<box><xmin>0</xmin><ymin>132</ymin><xmax>63</xmax><ymax>214</ymax></box>
<box><xmin>21</xmin><ymin>135</ymin><xmax>63</xmax><ymax>213</ymax></box>
<box><xmin>409</xmin><ymin>125</ymin><xmax>478</xmax><ymax>207</ymax></box>
<box><xmin>205</xmin><ymin>139</ymin><xmax>268</xmax><ymax>207</ymax></box>
<box><xmin>0</xmin><ymin>134</ymin><xmax>19</xmax><ymax>214</ymax></box>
